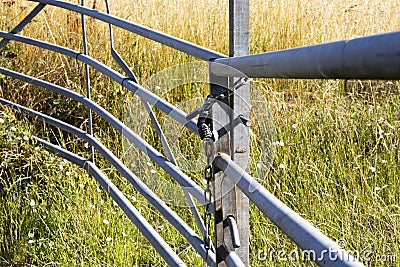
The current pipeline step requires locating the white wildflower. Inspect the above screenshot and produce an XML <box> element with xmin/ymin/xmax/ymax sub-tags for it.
<box><xmin>155</xmin><ymin>86</ymin><xmax>161</xmax><ymax>90</ymax></box>
<box><xmin>48</xmin><ymin>241</ymin><xmax>55</xmax><ymax>247</ymax></box>
<box><xmin>79</xmin><ymin>183</ymin><xmax>85</xmax><ymax>188</ymax></box>
<box><xmin>23</xmin><ymin>135</ymin><xmax>29</xmax><ymax>141</ymax></box>
<box><xmin>150</xmin><ymin>169</ymin><xmax>156</xmax><ymax>174</ymax></box>
<box><xmin>84</xmin><ymin>142</ymin><xmax>89</xmax><ymax>148</ymax></box>
<box><xmin>291</xmin><ymin>123</ymin><xmax>298</xmax><ymax>129</ymax></box>
<box><xmin>272</xmin><ymin>140</ymin><xmax>284</xmax><ymax>146</ymax></box>
<box><xmin>374</xmin><ymin>187</ymin><xmax>381</xmax><ymax>191</ymax></box>
<box><xmin>28</xmin><ymin>232</ymin><xmax>34</xmax><ymax>238</ymax></box>
<box><xmin>381</xmin><ymin>159</ymin><xmax>387</xmax><ymax>164</ymax></box>
<box><xmin>122</xmin><ymin>232</ymin><xmax>127</xmax><ymax>237</ymax></box>
<box><xmin>28</xmin><ymin>240</ymin><xmax>34</xmax><ymax>244</ymax></box>
<box><xmin>103</xmin><ymin>219</ymin><xmax>110</xmax><ymax>225</ymax></box>
<box><xmin>378</xmin><ymin>129</ymin><xmax>384</xmax><ymax>134</ymax></box>
<box><xmin>279</xmin><ymin>163</ymin><xmax>285</xmax><ymax>169</ymax></box>
<box><xmin>0</xmin><ymin>118</ymin><xmax>4</xmax><ymax>124</ymax></box>
<box><xmin>106</xmin><ymin>237</ymin><xmax>113</xmax><ymax>242</ymax></box>
<box><xmin>131</xmin><ymin>195</ymin><xmax>136</xmax><ymax>202</ymax></box>
<box><xmin>10</xmin><ymin>126</ymin><xmax>16</xmax><ymax>131</ymax></box>
<box><xmin>146</xmin><ymin>161</ymin><xmax>152</xmax><ymax>166</ymax></box>
<box><xmin>96</xmin><ymin>187</ymin><xmax>102</xmax><ymax>192</ymax></box>
<box><xmin>29</xmin><ymin>199</ymin><xmax>36</xmax><ymax>207</ymax></box>
<box><xmin>368</xmin><ymin>166</ymin><xmax>376</xmax><ymax>173</ymax></box>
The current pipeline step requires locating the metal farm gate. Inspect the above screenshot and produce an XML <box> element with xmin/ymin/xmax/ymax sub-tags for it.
<box><xmin>1</xmin><ymin>0</ymin><xmax>399</xmax><ymax>266</ymax></box>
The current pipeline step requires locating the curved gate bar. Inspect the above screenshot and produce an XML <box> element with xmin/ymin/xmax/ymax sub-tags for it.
<box><xmin>0</xmin><ymin>67</ymin><xmax>209</xmax><ymax>208</ymax></box>
<box><xmin>30</xmin><ymin>0</ymin><xmax>227</xmax><ymax>61</ymax></box>
<box><xmin>0</xmin><ymin>31</ymin><xmax>198</xmax><ymax>135</ymax></box>
<box><xmin>99</xmin><ymin>3</ymin><xmax>206</xmax><ymax>234</ymax></box>
<box><xmin>0</xmin><ymin>33</ymin><xmax>213</xmax><ymax>209</ymax></box>
<box><xmin>32</xmin><ymin>137</ymin><xmax>186</xmax><ymax>267</ymax></box>
<box><xmin>0</xmin><ymin>98</ymin><xmax>217</xmax><ymax>267</ymax></box>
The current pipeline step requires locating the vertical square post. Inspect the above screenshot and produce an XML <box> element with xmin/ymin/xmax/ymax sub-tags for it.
<box><xmin>229</xmin><ymin>0</ymin><xmax>250</xmax><ymax>265</ymax></box>
<box><xmin>212</xmin><ymin>0</ymin><xmax>250</xmax><ymax>265</ymax></box>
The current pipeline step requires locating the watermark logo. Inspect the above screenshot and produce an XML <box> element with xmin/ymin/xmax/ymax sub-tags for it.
<box><xmin>122</xmin><ymin>61</ymin><xmax>276</xmax><ymax>206</ymax></box>
<box><xmin>257</xmin><ymin>239</ymin><xmax>397</xmax><ymax>264</ymax></box>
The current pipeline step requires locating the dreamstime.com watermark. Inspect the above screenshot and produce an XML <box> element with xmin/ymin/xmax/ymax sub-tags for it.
<box><xmin>123</xmin><ymin>61</ymin><xmax>276</xmax><ymax>206</ymax></box>
<box><xmin>257</xmin><ymin>239</ymin><xmax>397</xmax><ymax>264</ymax></box>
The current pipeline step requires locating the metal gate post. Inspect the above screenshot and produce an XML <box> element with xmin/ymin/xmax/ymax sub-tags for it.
<box><xmin>213</xmin><ymin>0</ymin><xmax>250</xmax><ymax>265</ymax></box>
<box><xmin>228</xmin><ymin>0</ymin><xmax>250</xmax><ymax>264</ymax></box>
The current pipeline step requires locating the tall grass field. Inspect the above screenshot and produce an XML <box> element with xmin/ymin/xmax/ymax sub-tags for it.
<box><xmin>1</xmin><ymin>0</ymin><xmax>400</xmax><ymax>266</ymax></box>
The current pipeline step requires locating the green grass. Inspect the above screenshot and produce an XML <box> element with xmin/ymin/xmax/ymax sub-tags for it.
<box><xmin>1</xmin><ymin>0</ymin><xmax>400</xmax><ymax>266</ymax></box>
<box><xmin>249</xmin><ymin>80</ymin><xmax>400</xmax><ymax>266</ymax></box>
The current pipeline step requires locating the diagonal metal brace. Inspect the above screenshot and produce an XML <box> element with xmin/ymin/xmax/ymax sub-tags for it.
<box><xmin>0</xmin><ymin>3</ymin><xmax>46</xmax><ymax>49</ymax></box>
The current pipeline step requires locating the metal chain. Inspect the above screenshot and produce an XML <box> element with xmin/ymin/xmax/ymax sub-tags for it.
<box><xmin>203</xmin><ymin>137</ymin><xmax>214</xmax><ymax>260</ymax></box>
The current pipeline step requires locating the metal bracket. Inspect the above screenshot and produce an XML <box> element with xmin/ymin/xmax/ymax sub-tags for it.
<box><xmin>229</xmin><ymin>77</ymin><xmax>251</xmax><ymax>92</ymax></box>
<box><xmin>186</xmin><ymin>78</ymin><xmax>250</xmax><ymax>124</ymax></box>
<box><xmin>238</xmin><ymin>114</ymin><xmax>251</xmax><ymax>127</ymax></box>
<box><xmin>217</xmin><ymin>114</ymin><xmax>252</xmax><ymax>140</ymax></box>
<box><xmin>186</xmin><ymin>94</ymin><xmax>225</xmax><ymax>121</ymax></box>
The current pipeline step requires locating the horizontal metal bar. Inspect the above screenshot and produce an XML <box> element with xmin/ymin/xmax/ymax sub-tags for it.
<box><xmin>0</xmin><ymin>98</ymin><xmax>216</xmax><ymax>266</ymax></box>
<box><xmin>29</xmin><ymin>0</ymin><xmax>226</xmax><ymax>61</ymax></box>
<box><xmin>0</xmin><ymin>31</ymin><xmax>198</xmax><ymax>135</ymax></box>
<box><xmin>32</xmin><ymin>136</ymin><xmax>186</xmax><ymax>267</ymax></box>
<box><xmin>213</xmin><ymin>153</ymin><xmax>365</xmax><ymax>267</ymax></box>
<box><xmin>212</xmin><ymin>31</ymin><xmax>400</xmax><ymax>79</ymax></box>
<box><xmin>0</xmin><ymin>3</ymin><xmax>46</xmax><ymax>49</ymax></box>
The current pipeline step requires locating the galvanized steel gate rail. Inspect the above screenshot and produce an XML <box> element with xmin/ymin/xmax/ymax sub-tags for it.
<box><xmin>1</xmin><ymin>0</ymin><xmax>399</xmax><ymax>266</ymax></box>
